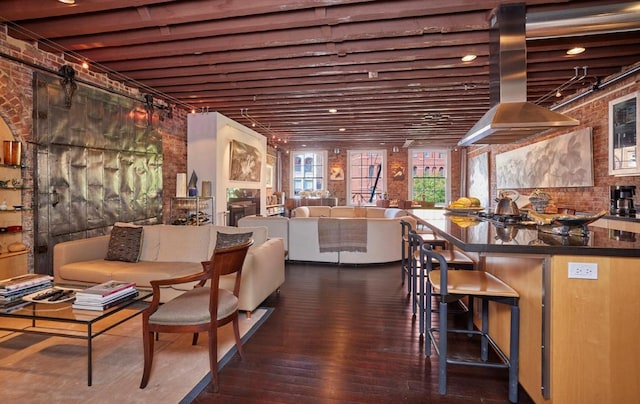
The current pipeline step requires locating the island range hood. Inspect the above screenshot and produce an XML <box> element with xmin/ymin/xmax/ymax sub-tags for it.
<box><xmin>458</xmin><ymin>3</ymin><xmax>579</xmax><ymax>146</ymax></box>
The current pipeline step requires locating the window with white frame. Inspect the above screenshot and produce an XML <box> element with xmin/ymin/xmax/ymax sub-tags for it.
<box><xmin>347</xmin><ymin>149</ymin><xmax>386</xmax><ymax>205</ymax></box>
<box><xmin>410</xmin><ymin>149</ymin><xmax>448</xmax><ymax>205</ymax></box>
<box><xmin>290</xmin><ymin>150</ymin><xmax>327</xmax><ymax>195</ymax></box>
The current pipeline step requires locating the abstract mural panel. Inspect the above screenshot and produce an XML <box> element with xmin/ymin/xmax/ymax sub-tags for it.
<box><xmin>496</xmin><ymin>128</ymin><xmax>594</xmax><ymax>189</ymax></box>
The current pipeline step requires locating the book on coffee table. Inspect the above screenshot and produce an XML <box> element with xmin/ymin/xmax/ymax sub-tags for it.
<box><xmin>75</xmin><ymin>280</ymin><xmax>136</xmax><ymax>298</ymax></box>
<box><xmin>0</xmin><ymin>274</ymin><xmax>53</xmax><ymax>292</ymax></box>
<box><xmin>72</xmin><ymin>289</ymin><xmax>139</xmax><ymax>311</ymax></box>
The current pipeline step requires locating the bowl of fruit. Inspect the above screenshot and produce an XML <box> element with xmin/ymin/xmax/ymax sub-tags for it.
<box><xmin>445</xmin><ymin>197</ymin><xmax>484</xmax><ymax>214</ymax></box>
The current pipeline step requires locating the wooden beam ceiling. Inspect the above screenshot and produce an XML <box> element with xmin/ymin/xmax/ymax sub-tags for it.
<box><xmin>1</xmin><ymin>0</ymin><xmax>639</xmax><ymax>148</ymax></box>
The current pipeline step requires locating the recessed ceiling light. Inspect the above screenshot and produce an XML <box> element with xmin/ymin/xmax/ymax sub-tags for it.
<box><xmin>58</xmin><ymin>0</ymin><xmax>76</xmax><ymax>4</ymax></box>
<box><xmin>567</xmin><ymin>47</ymin><xmax>585</xmax><ymax>55</ymax></box>
<box><xmin>461</xmin><ymin>54</ymin><xmax>477</xmax><ymax>62</ymax></box>
<box><xmin>339</xmin><ymin>128</ymin><xmax>346</xmax><ymax>132</ymax></box>
<box><xmin>329</xmin><ymin>108</ymin><xmax>337</xmax><ymax>113</ymax></box>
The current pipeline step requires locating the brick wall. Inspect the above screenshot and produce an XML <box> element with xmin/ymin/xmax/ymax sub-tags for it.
<box><xmin>0</xmin><ymin>27</ymin><xmax>188</xmax><ymax>273</ymax></box>
<box><xmin>280</xmin><ymin>145</ymin><xmax>463</xmax><ymax>205</ymax></box>
<box><xmin>468</xmin><ymin>72</ymin><xmax>640</xmax><ymax>214</ymax></box>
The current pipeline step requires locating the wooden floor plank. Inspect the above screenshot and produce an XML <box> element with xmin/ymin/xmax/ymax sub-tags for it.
<box><xmin>193</xmin><ymin>262</ymin><xmax>534</xmax><ymax>403</ymax></box>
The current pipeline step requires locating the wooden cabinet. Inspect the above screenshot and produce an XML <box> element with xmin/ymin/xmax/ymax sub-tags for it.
<box><xmin>482</xmin><ymin>253</ymin><xmax>640</xmax><ymax>403</ymax></box>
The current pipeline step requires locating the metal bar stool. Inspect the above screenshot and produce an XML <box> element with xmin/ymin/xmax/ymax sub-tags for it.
<box><xmin>407</xmin><ymin>231</ymin><xmax>475</xmax><ymax>335</ymax></box>
<box><xmin>420</xmin><ymin>243</ymin><xmax>520</xmax><ymax>403</ymax></box>
<box><xmin>400</xmin><ymin>220</ymin><xmax>448</xmax><ymax>295</ymax></box>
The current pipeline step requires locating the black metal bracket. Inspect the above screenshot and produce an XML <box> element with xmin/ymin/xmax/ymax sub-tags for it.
<box><xmin>58</xmin><ymin>65</ymin><xmax>77</xmax><ymax>108</ymax></box>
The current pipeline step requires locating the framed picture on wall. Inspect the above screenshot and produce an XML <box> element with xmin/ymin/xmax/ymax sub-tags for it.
<box><xmin>229</xmin><ymin>140</ymin><xmax>262</xmax><ymax>182</ymax></box>
<box><xmin>392</xmin><ymin>166</ymin><xmax>405</xmax><ymax>181</ymax></box>
<box><xmin>609</xmin><ymin>91</ymin><xmax>639</xmax><ymax>176</ymax></box>
<box><xmin>330</xmin><ymin>166</ymin><xmax>344</xmax><ymax>181</ymax></box>
<box><xmin>467</xmin><ymin>152</ymin><xmax>489</xmax><ymax>209</ymax></box>
<box><xmin>266</xmin><ymin>164</ymin><xmax>274</xmax><ymax>188</ymax></box>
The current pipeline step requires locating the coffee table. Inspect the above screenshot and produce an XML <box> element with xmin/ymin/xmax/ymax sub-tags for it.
<box><xmin>0</xmin><ymin>286</ymin><xmax>152</xmax><ymax>386</ymax></box>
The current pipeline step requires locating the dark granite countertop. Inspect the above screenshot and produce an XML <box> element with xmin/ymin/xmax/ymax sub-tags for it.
<box><xmin>409</xmin><ymin>210</ymin><xmax>640</xmax><ymax>257</ymax></box>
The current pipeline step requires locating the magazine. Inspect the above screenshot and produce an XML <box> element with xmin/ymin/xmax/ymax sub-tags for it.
<box><xmin>0</xmin><ymin>274</ymin><xmax>53</xmax><ymax>292</ymax></box>
<box><xmin>72</xmin><ymin>290</ymin><xmax>139</xmax><ymax>311</ymax></box>
<box><xmin>75</xmin><ymin>280</ymin><xmax>136</xmax><ymax>298</ymax></box>
<box><xmin>74</xmin><ymin>286</ymin><xmax>137</xmax><ymax>304</ymax></box>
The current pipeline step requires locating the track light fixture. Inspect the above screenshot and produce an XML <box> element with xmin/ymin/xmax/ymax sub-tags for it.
<box><xmin>240</xmin><ymin>108</ymin><xmax>288</xmax><ymax>152</ymax></box>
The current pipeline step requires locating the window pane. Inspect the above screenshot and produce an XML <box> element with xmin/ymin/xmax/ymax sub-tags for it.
<box><xmin>348</xmin><ymin>150</ymin><xmax>385</xmax><ymax>205</ymax></box>
<box><xmin>291</xmin><ymin>151</ymin><xmax>326</xmax><ymax>195</ymax></box>
<box><xmin>411</xmin><ymin>149</ymin><xmax>447</xmax><ymax>205</ymax></box>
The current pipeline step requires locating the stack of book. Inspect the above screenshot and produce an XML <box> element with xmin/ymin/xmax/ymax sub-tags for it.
<box><xmin>0</xmin><ymin>274</ymin><xmax>54</xmax><ymax>313</ymax></box>
<box><xmin>71</xmin><ymin>280</ymin><xmax>138</xmax><ymax>311</ymax></box>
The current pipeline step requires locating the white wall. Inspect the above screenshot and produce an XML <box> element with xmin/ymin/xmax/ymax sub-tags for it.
<box><xmin>187</xmin><ymin>112</ymin><xmax>267</xmax><ymax>224</ymax></box>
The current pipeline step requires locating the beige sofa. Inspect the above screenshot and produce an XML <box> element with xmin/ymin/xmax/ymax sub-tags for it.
<box><xmin>239</xmin><ymin>206</ymin><xmax>413</xmax><ymax>264</ymax></box>
<box><xmin>53</xmin><ymin>224</ymin><xmax>285</xmax><ymax>313</ymax></box>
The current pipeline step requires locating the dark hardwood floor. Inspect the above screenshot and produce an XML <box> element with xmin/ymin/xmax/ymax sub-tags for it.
<box><xmin>193</xmin><ymin>262</ymin><xmax>535</xmax><ymax>403</ymax></box>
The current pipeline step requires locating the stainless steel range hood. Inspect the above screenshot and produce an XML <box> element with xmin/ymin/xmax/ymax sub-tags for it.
<box><xmin>458</xmin><ymin>3</ymin><xmax>579</xmax><ymax>146</ymax></box>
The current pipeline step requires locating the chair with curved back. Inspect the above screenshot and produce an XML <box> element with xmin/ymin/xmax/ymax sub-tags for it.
<box><xmin>139</xmin><ymin>238</ymin><xmax>254</xmax><ymax>392</ymax></box>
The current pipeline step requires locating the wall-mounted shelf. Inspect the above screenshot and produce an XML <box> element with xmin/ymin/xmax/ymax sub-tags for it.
<box><xmin>0</xmin><ymin>135</ymin><xmax>26</xmax><ymax>278</ymax></box>
<box><xmin>170</xmin><ymin>196</ymin><xmax>214</xmax><ymax>225</ymax></box>
<box><xmin>266</xmin><ymin>204</ymin><xmax>285</xmax><ymax>216</ymax></box>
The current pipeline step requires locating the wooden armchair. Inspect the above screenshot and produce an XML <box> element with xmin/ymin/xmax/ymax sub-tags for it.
<box><xmin>139</xmin><ymin>238</ymin><xmax>254</xmax><ymax>392</ymax></box>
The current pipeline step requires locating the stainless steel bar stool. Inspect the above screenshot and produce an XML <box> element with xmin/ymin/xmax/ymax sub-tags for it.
<box><xmin>400</xmin><ymin>220</ymin><xmax>448</xmax><ymax>295</ymax></box>
<box><xmin>420</xmin><ymin>243</ymin><xmax>520</xmax><ymax>403</ymax></box>
<box><xmin>407</xmin><ymin>230</ymin><xmax>475</xmax><ymax>334</ymax></box>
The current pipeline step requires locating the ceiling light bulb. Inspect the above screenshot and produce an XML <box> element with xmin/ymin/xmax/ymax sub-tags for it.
<box><xmin>567</xmin><ymin>47</ymin><xmax>585</xmax><ymax>55</ymax></box>
<box><xmin>461</xmin><ymin>54</ymin><xmax>477</xmax><ymax>62</ymax></box>
<box><xmin>556</xmin><ymin>91</ymin><xmax>562</xmax><ymax>97</ymax></box>
<box><xmin>81</xmin><ymin>61</ymin><xmax>89</xmax><ymax>69</ymax></box>
<box><xmin>58</xmin><ymin>0</ymin><xmax>76</xmax><ymax>3</ymax></box>
<box><xmin>329</xmin><ymin>109</ymin><xmax>337</xmax><ymax>113</ymax></box>
<box><xmin>339</xmin><ymin>128</ymin><xmax>346</xmax><ymax>132</ymax></box>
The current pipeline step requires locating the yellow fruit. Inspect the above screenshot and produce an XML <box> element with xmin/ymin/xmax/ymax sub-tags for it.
<box><xmin>450</xmin><ymin>216</ymin><xmax>479</xmax><ymax>227</ymax></box>
<box><xmin>455</xmin><ymin>197</ymin><xmax>472</xmax><ymax>207</ymax></box>
<box><xmin>468</xmin><ymin>197</ymin><xmax>481</xmax><ymax>207</ymax></box>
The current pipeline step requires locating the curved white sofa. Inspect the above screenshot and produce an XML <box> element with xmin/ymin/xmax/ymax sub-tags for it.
<box><xmin>53</xmin><ymin>224</ymin><xmax>285</xmax><ymax>313</ymax></box>
<box><xmin>239</xmin><ymin>206</ymin><xmax>414</xmax><ymax>264</ymax></box>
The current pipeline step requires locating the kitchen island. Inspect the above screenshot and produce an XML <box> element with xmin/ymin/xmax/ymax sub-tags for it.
<box><xmin>410</xmin><ymin>209</ymin><xmax>640</xmax><ymax>404</ymax></box>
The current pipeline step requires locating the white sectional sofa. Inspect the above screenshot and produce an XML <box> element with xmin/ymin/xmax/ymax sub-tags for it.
<box><xmin>239</xmin><ymin>206</ymin><xmax>415</xmax><ymax>264</ymax></box>
<box><xmin>53</xmin><ymin>224</ymin><xmax>285</xmax><ymax>314</ymax></box>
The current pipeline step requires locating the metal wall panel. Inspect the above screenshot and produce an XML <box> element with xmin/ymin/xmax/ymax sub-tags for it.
<box><xmin>33</xmin><ymin>72</ymin><xmax>163</xmax><ymax>274</ymax></box>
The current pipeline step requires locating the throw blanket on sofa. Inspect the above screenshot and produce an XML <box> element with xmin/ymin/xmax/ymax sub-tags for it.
<box><xmin>318</xmin><ymin>217</ymin><xmax>367</xmax><ymax>253</ymax></box>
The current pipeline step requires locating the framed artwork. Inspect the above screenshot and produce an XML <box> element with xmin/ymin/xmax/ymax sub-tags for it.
<box><xmin>266</xmin><ymin>164</ymin><xmax>274</xmax><ymax>188</ymax></box>
<box><xmin>330</xmin><ymin>166</ymin><xmax>344</xmax><ymax>181</ymax></box>
<box><xmin>229</xmin><ymin>140</ymin><xmax>262</xmax><ymax>182</ymax></box>
<box><xmin>392</xmin><ymin>166</ymin><xmax>405</xmax><ymax>181</ymax></box>
<box><xmin>496</xmin><ymin>127</ymin><xmax>594</xmax><ymax>188</ymax></box>
<box><xmin>467</xmin><ymin>152</ymin><xmax>489</xmax><ymax>209</ymax></box>
<box><xmin>609</xmin><ymin>91</ymin><xmax>639</xmax><ymax>176</ymax></box>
